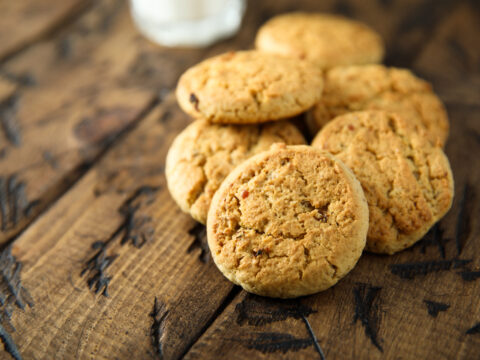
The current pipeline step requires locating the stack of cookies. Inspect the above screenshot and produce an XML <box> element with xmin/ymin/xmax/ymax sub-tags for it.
<box><xmin>166</xmin><ymin>13</ymin><xmax>454</xmax><ymax>299</ymax></box>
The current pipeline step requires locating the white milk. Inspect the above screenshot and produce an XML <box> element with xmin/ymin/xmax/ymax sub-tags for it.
<box><xmin>129</xmin><ymin>0</ymin><xmax>246</xmax><ymax>47</ymax></box>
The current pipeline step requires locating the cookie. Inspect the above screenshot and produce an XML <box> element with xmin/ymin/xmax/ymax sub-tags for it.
<box><xmin>255</xmin><ymin>13</ymin><xmax>384</xmax><ymax>69</ymax></box>
<box><xmin>309</xmin><ymin>65</ymin><xmax>449</xmax><ymax>146</ymax></box>
<box><xmin>176</xmin><ymin>50</ymin><xmax>323</xmax><ymax>124</ymax></box>
<box><xmin>311</xmin><ymin>111</ymin><xmax>454</xmax><ymax>254</ymax></box>
<box><xmin>166</xmin><ymin>120</ymin><xmax>306</xmax><ymax>224</ymax></box>
<box><xmin>207</xmin><ymin>144</ymin><xmax>369</xmax><ymax>298</ymax></box>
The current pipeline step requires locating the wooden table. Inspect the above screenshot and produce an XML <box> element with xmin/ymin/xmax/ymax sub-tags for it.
<box><xmin>0</xmin><ymin>0</ymin><xmax>479</xmax><ymax>359</ymax></box>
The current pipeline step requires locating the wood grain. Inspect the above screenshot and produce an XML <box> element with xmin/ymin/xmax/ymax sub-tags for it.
<box><xmin>0</xmin><ymin>0</ymin><xmax>212</xmax><ymax>244</ymax></box>
<box><xmin>413</xmin><ymin>1</ymin><xmax>480</xmax><ymax>107</ymax></box>
<box><xmin>186</xmin><ymin>115</ymin><xmax>480</xmax><ymax>357</ymax></box>
<box><xmin>414</xmin><ymin>1</ymin><xmax>480</xmax><ymax>82</ymax></box>
<box><xmin>0</xmin><ymin>0</ymin><xmax>90</xmax><ymax>61</ymax></box>
<box><xmin>6</xmin><ymin>97</ymin><xmax>234</xmax><ymax>359</ymax></box>
<box><xmin>0</xmin><ymin>0</ymin><xmax>461</xmax><ymax>244</ymax></box>
<box><xmin>185</xmin><ymin>2</ymin><xmax>480</xmax><ymax>358</ymax></box>
<box><xmin>0</xmin><ymin>0</ymin><xmax>479</xmax><ymax>359</ymax></box>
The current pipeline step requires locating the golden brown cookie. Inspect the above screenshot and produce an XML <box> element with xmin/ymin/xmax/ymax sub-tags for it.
<box><xmin>312</xmin><ymin>111</ymin><xmax>454</xmax><ymax>254</ymax></box>
<box><xmin>166</xmin><ymin>120</ymin><xmax>306</xmax><ymax>224</ymax></box>
<box><xmin>207</xmin><ymin>144</ymin><xmax>369</xmax><ymax>298</ymax></box>
<box><xmin>255</xmin><ymin>13</ymin><xmax>384</xmax><ymax>69</ymax></box>
<box><xmin>309</xmin><ymin>65</ymin><xmax>449</xmax><ymax>146</ymax></box>
<box><xmin>176</xmin><ymin>50</ymin><xmax>323</xmax><ymax>124</ymax></box>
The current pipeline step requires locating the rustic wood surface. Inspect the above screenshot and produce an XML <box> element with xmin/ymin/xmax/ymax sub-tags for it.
<box><xmin>0</xmin><ymin>0</ymin><xmax>90</xmax><ymax>61</ymax></box>
<box><xmin>0</xmin><ymin>0</ymin><xmax>479</xmax><ymax>359</ymax></box>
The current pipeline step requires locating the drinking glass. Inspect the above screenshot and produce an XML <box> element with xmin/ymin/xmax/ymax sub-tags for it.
<box><xmin>129</xmin><ymin>0</ymin><xmax>246</xmax><ymax>47</ymax></box>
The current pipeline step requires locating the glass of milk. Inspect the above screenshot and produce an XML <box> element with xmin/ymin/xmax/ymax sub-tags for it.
<box><xmin>129</xmin><ymin>0</ymin><xmax>246</xmax><ymax>47</ymax></box>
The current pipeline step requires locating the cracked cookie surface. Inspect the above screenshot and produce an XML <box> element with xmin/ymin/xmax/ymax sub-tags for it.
<box><xmin>312</xmin><ymin>111</ymin><xmax>454</xmax><ymax>254</ymax></box>
<box><xmin>176</xmin><ymin>50</ymin><xmax>323</xmax><ymax>124</ymax></box>
<box><xmin>309</xmin><ymin>65</ymin><xmax>449</xmax><ymax>146</ymax></box>
<box><xmin>207</xmin><ymin>144</ymin><xmax>369</xmax><ymax>298</ymax></box>
<box><xmin>166</xmin><ymin>120</ymin><xmax>306</xmax><ymax>224</ymax></box>
<box><xmin>255</xmin><ymin>13</ymin><xmax>384</xmax><ymax>69</ymax></box>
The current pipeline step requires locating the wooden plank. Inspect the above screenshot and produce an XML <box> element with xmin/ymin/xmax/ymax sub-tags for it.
<box><xmin>0</xmin><ymin>77</ymin><xmax>16</xmax><ymax>100</ymax></box>
<box><xmin>184</xmin><ymin>104</ymin><xmax>480</xmax><ymax>359</ymax></box>
<box><xmin>0</xmin><ymin>1</ymin><xmax>473</xmax><ymax>359</ymax></box>
<box><xmin>0</xmin><ymin>0</ymin><xmax>91</xmax><ymax>61</ymax></box>
<box><xmin>0</xmin><ymin>0</ymin><xmax>307</xmax><ymax>246</ymax></box>
<box><xmin>4</xmin><ymin>96</ymin><xmax>234</xmax><ymax>359</ymax></box>
<box><xmin>413</xmin><ymin>1</ymin><xmax>480</xmax><ymax>105</ymax></box>
<box><xmin>414</xmin><ymin>1</ymin><xmax>480</xmax><ymax>82</ymax></box>
<box><xmin>184</xmin><ymin>2</ymin><xmax>480</xmax><ymax>358</ymax></box>
<box><xmin>0</xmin><ymin>0</ymin><xmax>459</xmax><ymax>245</ymax></box>
<box><xmin>0</xmin><ymin>0</ymin><xmax>212</xmax><ymax>244</ymax></box>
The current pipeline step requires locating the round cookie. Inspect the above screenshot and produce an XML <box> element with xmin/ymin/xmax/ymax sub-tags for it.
<box><xmin>311</xmin><ymin>111</ymin><xmax>454</xmax><ymax>254</ymax></box>
<box><xmin>207</xmin><ymin>144</ymin><xmax>369</xmax><ymax>298</ymax></box>
<box><xmin>176</xmin><ymin>50</ymin><xmax>323</xmax><ymax>124</ymax></box>
<box><xmin>255</xmin><ymin>13</ymin><xmax>384</xmax><ymax>69</ymax></box>
<box><xmin>166</xmin><ymin>120</ymin><xmax>306</xmax><ymax>224</ymax></box>
<box><xmin>309</xmin><ymin>65</ymin><xmax>449</xmax><ymax>146</ymax></box>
